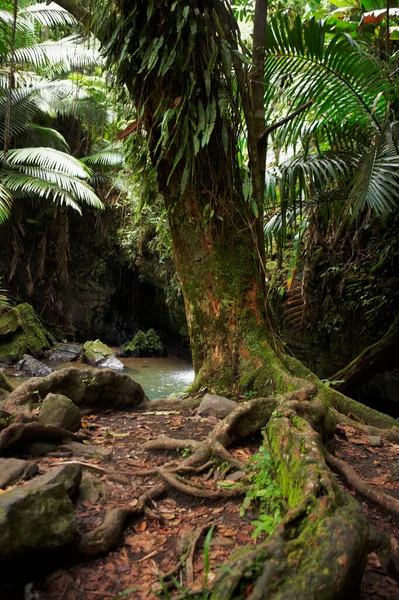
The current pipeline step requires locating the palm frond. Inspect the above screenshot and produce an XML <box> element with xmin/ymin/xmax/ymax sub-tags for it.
<box><xmin>1</xmin><ymin>170</ymin><xmax>103</xmax><ymax>210</ymax></box>
<box><xmin>0</xmin><ymin>182</ymin><xmax>12</xmax><ymax>223</ymax></box>
<box><xmin>22</xmin><ymin>125</ymin><xmax>70</xmax><ymax>151</ymax></box>
<box><xmin>264</xmin><ymin>15</ymin><xmax>393</xmax><ymax>149</ymax></box>
<box><xmin>0</xmin><ymin>147</ymin><xmax>91</xmax><ymax>178</ymax></box>
<box><xmin>21</xmin><ymin>2</ymin><xmax>77</xmax><ymax>27</ymax></box>
<box><xmin>13</xmin><ymin>36</ymin><xmax>101</xmax><ymax>71</ymax></box>
<box><xmin>349</xmin><ymin>133</ymin><xmax>399</xmax><ymax>215</ymax></box>
<box><xmin>82</xmin><ymin>145</ymin><xmax>124</xmax><ymax>167</ymax></box>
<box><xmin>0</xmin><ymin>147</ymin><xmax>103</xmax><ymax>212</ymax></box>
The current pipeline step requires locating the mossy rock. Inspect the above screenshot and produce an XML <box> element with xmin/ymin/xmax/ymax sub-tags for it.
<box><xmin>38</xmin><ymin>393</ymin><xmax>81</xmax><ymax>432</ymax></box>
<box><xmin>4</xmin><ymin>367</ymin><xmax>149</xmax><ymax>415</ymax></box>
<box><xmin>122</xmin><ymin>329</ymin><xmax>164</xmax><ymax>358</ymax></box>
<box><xmin>83</xmin><ymin>339</ymin><xmax>113</xmax><ymax>366</ymax></box>
<box><xmin>0</xmin><ymin>483</ymin><xmax>76</xmax><ymax>558</ymax></box>
<box><xmin>0</xmin><ymin>304</ymin><xmax>54</xmax><ymax>365</ymax></box>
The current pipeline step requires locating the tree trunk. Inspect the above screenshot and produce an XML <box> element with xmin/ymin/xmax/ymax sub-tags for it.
<box><xmin>157</xmin><ymin>137</ymin><xmax>288</xmax><ymax>394</ymax></box>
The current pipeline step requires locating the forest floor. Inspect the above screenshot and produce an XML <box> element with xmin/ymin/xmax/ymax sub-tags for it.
<box><xmin>24</xmin><ymin>405</ymin><xmax>399</xmax><ymax>600</ymax></box>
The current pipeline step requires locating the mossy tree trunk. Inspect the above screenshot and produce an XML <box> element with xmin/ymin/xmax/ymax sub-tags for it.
<box><xmin>157</xmin><ymin>138</ymin><xmax>286</xmax><ymax>394</ymax></box>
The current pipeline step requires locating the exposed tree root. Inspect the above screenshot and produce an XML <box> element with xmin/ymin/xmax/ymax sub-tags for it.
<box><xmin>332</xmin><ymin>410</ymin><xmax>399</xmax><ymax>443</ymax></box>
<box><xmin>325</xmin><ymin>452</ymin><xmax>399</xmax><ymax>521</ymax></box>
<box><xmin>367</xmin><ymin>525</ymin><xmax>399</xmax><ymax>580</ymax></box>
<box><xmin>157</xmin><ymin>467</ymin><xmax>245</xmax><ymax>499</ymax></box>
<box><xmin>207</xmin><ymin>405</ymin><xmax>368</xmax><ymax>599</ymax></box>
<box><xmin>331</xmin><ymin>311</ymin><xmax>399</xmax><ymax>396</ymax></box>
<box><xmin>141</xmin><ymin>385</ymin><xmax>374</xmax><ymax>599</ymax></box>
<box><xmin>79</xmin><ymin>485</ymin><xmax>166</xmax><ymax>556</ymax></box>
<box><xmin>282</xmin><ymin>354</ymin><xmax>398</xmax><ymax>429</ymax></box>
<box><xmin>0</xmin><ymin>422</ymin><xmax>88</xmax><ymax>452</ymax></box>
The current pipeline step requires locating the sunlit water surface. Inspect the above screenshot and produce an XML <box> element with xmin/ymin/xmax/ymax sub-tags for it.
<box><xmin>54</xmin><ymin>357</ymin><xmax>194</xmax><ymax>400</ymax></box>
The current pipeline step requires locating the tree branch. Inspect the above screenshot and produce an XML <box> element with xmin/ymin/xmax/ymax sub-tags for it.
<box><xmin>259</xmin><ymin>100</ymin><xmax>314</xmax><ymax>143</ymax></box>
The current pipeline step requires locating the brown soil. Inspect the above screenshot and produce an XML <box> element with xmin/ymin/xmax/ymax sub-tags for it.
<box><xmin>13</xmin><ymin>406</ymin><xmax>399</xmax><ymax>600</ymax></box>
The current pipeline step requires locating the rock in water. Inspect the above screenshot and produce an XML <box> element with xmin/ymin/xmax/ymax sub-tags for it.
<box><xmin>39</xmin><ymin>393</ymin><xmax>81</xmax><ymax>432</ymax></box>
<box><xmin>121</xmin><ymin>328</ymin><xmax>164</xmax><ymax>358</ymax></box>
<box><xmin>97</xmin><ymin>356</ymin><xmax>124</xmax><ymax>371</ymax></box>
<box><xmin>17</xmin><ymin>354</ymin><xmax>54</xmax><ymax>377</ymax></box>
<box><xmin>0</xmin><ymin>484</ymin><xmax>76</xmax><ymax>558</ymax></box>
<box><xmin>83</xmin><ymin>340</ymin><xmax>124</xmax><ymax>370</ymax></box>
<box><xmin>47</xmin><ymin>343</ymin><xmax>83</xmax><ymax>364</ymax></box>
<box><xmin>197</xmin><ymin>394</ymin><xmax>238</xmax><ymax>419</ymax></box>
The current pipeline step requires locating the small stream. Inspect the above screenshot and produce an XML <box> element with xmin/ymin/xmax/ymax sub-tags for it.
<box><xmin>53</xmin><ymin>357</ymin><xmax>195</xmax><ymax>400</ymax></box>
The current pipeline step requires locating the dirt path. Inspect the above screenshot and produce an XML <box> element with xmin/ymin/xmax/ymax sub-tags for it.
<box><xmin>25</xmin><ymin>407</ymin><xmax>399</xmax><ymax>600</ymax></box>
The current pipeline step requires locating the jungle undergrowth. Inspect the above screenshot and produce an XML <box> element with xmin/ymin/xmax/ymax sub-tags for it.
<box><xmin>241</xmin><ymin>444</ymin><xmax>284</xmax><ymax>538</ymax></box>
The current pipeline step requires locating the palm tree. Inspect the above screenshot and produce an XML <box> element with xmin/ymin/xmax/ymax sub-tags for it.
<box><xmin>0</xmin><ymin>1</ymin><xmax>103</xmax><ymax>223</ymax></box>
<box><xmin>262</xmin><ymin>14</ymin><xmax>399</xmax><ymax>261</ymax></box>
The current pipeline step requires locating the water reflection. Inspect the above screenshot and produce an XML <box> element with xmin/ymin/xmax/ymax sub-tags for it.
<box><xmin>54</xmin><ymin>357</ymin><xmax>194</xmax><ymax>400</ymax></box>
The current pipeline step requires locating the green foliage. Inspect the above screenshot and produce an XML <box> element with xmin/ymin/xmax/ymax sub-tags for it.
<box><xmin>123</xmin><ymin>329</ymin><xmax>164</xmax><ymax>358</ymax></box>
<box><xmin>241</xmin><ymin>445</ymin><xmax>283</xmax><ymax>539</ymax></box>
<box><xmin>155</xmin><ymin>525</ymin><xmax>215</xmax><ymax>600</ymax></box>
<box><xmin>0</xmin><ymin>0</ymin><xmax>104</xmax><ymax>219</ymax></box>
<box><xmin>263</xmin><ymin>13</ymin><xmax>399</xmax><ymax>273</ymax></box>
<box><xmin>97</xmin><ymin>0</ymin><xmax>242</xmax><ymax>196</ymax></box>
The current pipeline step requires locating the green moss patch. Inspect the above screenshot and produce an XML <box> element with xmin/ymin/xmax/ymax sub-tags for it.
<box><xmin>0</xmin><ymin>304</ymin><xmax>53</xmax><ymax>364</ymax></box>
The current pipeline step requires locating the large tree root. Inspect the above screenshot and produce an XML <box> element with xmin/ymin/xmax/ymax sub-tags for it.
<box><xmin>207</xmin><ymin>405</ymin><xmax>368</xmax><ymax>600</ymax></box>
<box><xmin>282</xmin><ymin>354</ymin><xmax>399</xmax><ymax>429</ymax></box>
<box><xmin>0</xmin><ymin>421</ymin><xmax>88</xmax><ymax>452</ymax></box>
<box><xmin>79</xmin><ymin>485</ymin><xmax>166</xmax><ymax>556</ymax></box>
<box><xmin>367</xmin><ymin>525</ymin><xmax>399</xmax><ymax>580</ymax></box>
<box><xmin>326</xmin><ymin>452</ymin><xmax>399</xmax><ymax>520</ymax></box>
<box><xmin>332</xmin><ymin>410</ymin><xmax>399</xmax><ymax>443</ymax></box>
<box><xmin>143</xmin><ymin>387</ymin><xmax>371</xmax><ymax>599</ymax></box>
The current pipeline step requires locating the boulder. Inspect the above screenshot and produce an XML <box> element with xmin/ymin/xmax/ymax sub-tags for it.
<box><xmin>39</xmin><ymin>393</ymin><xmax>81</xmax><ymax>432</ymax></box>
<box><xmin>0</xmin><ymin>303</ymin><xmax>53</xmax><ymax>364</ymax></box>
<box><xmin>122</xmin><ymin>328</ymin><xmax>164</xmax><ymax>358</ymax></box>
<box><xmin>0</xmin><ymin>457</ymin><xmax>39</xmax><ymax>489</ymax></box>
<box><xmin>83</xmin><ymin>340</ymin><xmax>116</xmax><ymax>365</ymax></box>
<box><xmin>0</xmin><ymin>483</ymin><xmax>76</xmax><ymax>558</ymax></box>
<box><xmin>97</xmin><ymin>356</ymin><xmax>124</xmax><ymax>371</ymax></box>
<box><xmin>25</xmin><ymin>442</ymin><xmax>58</xmax><ymax>456</ymax></box>
<box><xmin>25</xmin><ymin>463</ymin><xmax>82</xmax><ymax>497</ymax></box>
<box><xmin>47</xmin><ymin>343</ymin><xmax>83</xmax><ymax>364</ymax></box>
<box><xmin>16</xmin><ymin>354</ymin><xmax>54</xmax><ymax>378</ymax></box>
<box><xmin>61</xmin><ymin>440</ymin><xmax>113</xmax><ymax>460</ymax></box>
<box><xmin>197</xmin><ymin>394</ymin><xmax>238</xmax><ymax>419</ymax></box>
<box><xmin>4</xmin><ymin>367</ymin><xmax>149</xmax><ymax>416</ymax></box>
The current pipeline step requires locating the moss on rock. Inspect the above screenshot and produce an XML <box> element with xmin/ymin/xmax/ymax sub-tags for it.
<box><xmin>122</xmin><ymin>328</ymin><xmax>164</xmax><ymax>357</ymax></box>
<box><xmin>0</xmin><ymin>304</ymin><xmax>53</xmax><ymax>364</ymax></box>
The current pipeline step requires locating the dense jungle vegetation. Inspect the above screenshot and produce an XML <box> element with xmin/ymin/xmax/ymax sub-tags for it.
<box><xmin>0</xmin><ymin>0</ymin><xmax>399</xmax><ymax>599</ymax></box>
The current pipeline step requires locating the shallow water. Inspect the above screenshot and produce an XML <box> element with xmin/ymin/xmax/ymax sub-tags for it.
<box><xmin>53</xmin><ymin>357</ymin><xmax>195</xmax><ymax>400</ymax></box>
